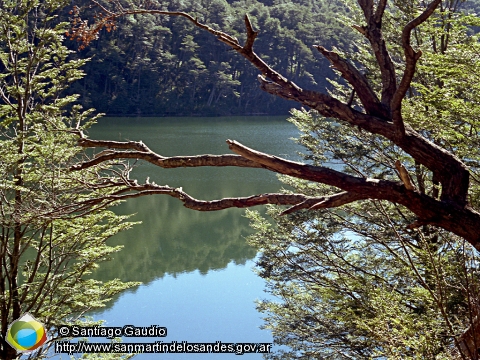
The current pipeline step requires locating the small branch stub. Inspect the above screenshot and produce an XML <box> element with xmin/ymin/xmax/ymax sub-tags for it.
<box><xmin>243</xmin><ymin>14</ymin><xmax>258</xmax><ymax>52</ymax></box>
<box><xmin>395</xmin><ymin>160</ymin><xmax>416</xmax><ymax>191</ymax></box>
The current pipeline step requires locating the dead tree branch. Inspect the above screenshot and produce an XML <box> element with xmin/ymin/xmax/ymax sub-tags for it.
<box><xmin>72</xmin><ymin>136</ymin><xmax>262</xmax><ymax>170</ymax></box>
<box><xmin>357</xmin><ymin>0</ymin><xmax>397</xmax><ymax>107</ymax></box>
<box><xmin>390</xmin><ymin>0</ymin><xmax>442</xmax><ymax>137</ymax></box>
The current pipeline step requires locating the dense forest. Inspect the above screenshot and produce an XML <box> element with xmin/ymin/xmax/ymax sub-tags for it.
<box><xmin>65</xmin><ymin>0</ymin><xmax>480</xmax><ymax>116</ymax></box>
<box><xmin>66</xmin><ymin>0</ymin><xmax>355</xmax><ymax>116</ymax></box>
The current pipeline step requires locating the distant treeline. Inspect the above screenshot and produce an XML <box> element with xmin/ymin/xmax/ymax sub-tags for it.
<box><xmin>66</xmin><ymin>0</ymin><xmax>480</xmax><ymax>116</ymax></box>
<box><xmin>66</xmin><ymin>0</ymin><xmax>352</xmax><ymax>116</ymax></box>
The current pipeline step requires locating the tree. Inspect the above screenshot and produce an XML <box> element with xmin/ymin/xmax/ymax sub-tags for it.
<box><xmin>243</xmin><ymin>2</ymin><xmax>480</xmax><ymax>358</ymax></box>
<box><xmin>68</xmin><ymin>0</ymin><xmax>480</xmax><ymax>357</ymax></box>
<box><xmin>0</xmin><ymin>1</ymin><xmax>138</xmax><ymax>358</ymax></box>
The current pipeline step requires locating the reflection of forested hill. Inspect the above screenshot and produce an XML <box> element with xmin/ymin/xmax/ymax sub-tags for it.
<box><xmin>91</xmin><ymin>196</ymin><xmax>258</xmax><ymax>284</ymax></box>
<box><xmin>67</xmin><ymin>0</ymin><xmax>352</xmax><ymax>116</ymax></box>
<box><xmin>88</xmin><ymin>117</ymin><xmax>301</xmax><ymax>285</ymax></box>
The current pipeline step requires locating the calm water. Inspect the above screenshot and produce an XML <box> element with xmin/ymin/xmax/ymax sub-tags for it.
<box><xmin>69</xmin><ymin>116</ymin><xmax>302</xmax><ymax>359</ymax></box>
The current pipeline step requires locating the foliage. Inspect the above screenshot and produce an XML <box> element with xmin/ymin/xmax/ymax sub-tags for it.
<box><xmin>0</xmin><ymin>0</ymin><xmax>139</xmax><ymax>358</ymax></box>
<box><xmin>247</xmin><ymin>2</ymin><xmax>480</xmax><ymax>358</ymax></box>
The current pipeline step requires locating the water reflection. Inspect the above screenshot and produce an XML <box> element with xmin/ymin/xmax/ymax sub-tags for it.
<box><xmin>78</xmin><ymin>117</ymin><xmax>301</xmax><ymax>359</ymax></box>
<box><xmin>94</xmin><ymin>197</ymin><xmax>257</xmax><ymax>284</ymax></box>
<box><xmin>88</xmin><ymin>116</ymin><xmax>301</xmax><ymax>285</ymax></box>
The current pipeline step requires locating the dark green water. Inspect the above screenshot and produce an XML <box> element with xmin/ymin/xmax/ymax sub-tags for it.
<box><xmin>83</xmin><ymin>116</ymin><xmax>302</xmax><ymax>359</ymax></box>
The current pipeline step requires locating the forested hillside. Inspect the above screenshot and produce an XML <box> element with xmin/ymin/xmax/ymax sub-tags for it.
<box><xmin>67</xmin><ymin>0</ymin><xmax>352</xmax><ymax>116</ymax></box>
<box><xmin>65</xmin><ymin>0</ymin><xmax>480</xmax><ymax>116</ymax></box>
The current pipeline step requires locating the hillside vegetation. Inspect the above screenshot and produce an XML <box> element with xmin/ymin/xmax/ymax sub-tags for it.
<box><xmin>68</xmin><ymin>0</ymin><xmax>353</xmax><ymax>116</ymax></box>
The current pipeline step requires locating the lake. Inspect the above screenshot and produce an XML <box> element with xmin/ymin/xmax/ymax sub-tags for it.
<box><xmin>75</xmin><ymin>116</ymin><xmax>302</xmax><ymax>359</ymax></box>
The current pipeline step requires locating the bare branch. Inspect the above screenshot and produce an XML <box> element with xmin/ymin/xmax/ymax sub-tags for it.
<box><xmin>72</xmin><ymin>137</ymin><xmax>263</xmax><ymax>170</ymax></box>
<box><xmin>391</xmin><ymin>0</ymin><xmax>442</xmax><ymax>137</ymax></box>
<box><xmin>73</xmin><ymin>151</ymin><xmax>262</xmax><ymax>171</ymax></box>
<box><xmin>226</xmin><ymin>139</ymin><xmax>377</xmax><ymax>192</ymax></box>
<box><xmin>114</xmin><ymin>9</ymin><xmax>300</xmax><ymax>95</ymax></box>
<box><xmin>395</xmin><ymin>160</ymin><xmax>417</xmax><ymax>191</ymax></box>
<box><xmin>46</xmin><ymin>181</ymin><xmax>322</xmax><ymax>213</ymax></box>
<box><xmin>309</xmin><ymin>191</ymin><xmax>368</xmax><ymax>210</ymax></box>
<box><xmin>281</xmin><ymin>192</ymin><xmax>368</xmax><ymax>215</ymax></box>
<box><xmin>351</xmin><ymin>24</ymin><xmax>367</xmax><ymax>36</ymax></box>
<box><xmin>80</xmin><ymin>1</ymin><xmax>468</xmax><ymax>208</ymax></box>
<box><xmin>243</xmin><ymin>14</ymin><xmax>258</xmax><ymax>53</ymax></box>
<box><xmin>71</xmin><ymin>133</ymin><xmax>480</xmax><ymax>245</ymax></box>
<box><xmin>222</xmin><ymin>140</ymin><xmax>479</xmax><ymax>246</ymax></box>
<box><xmin>374</xmin><ymin>0</ymin><xmax>388</xmax><ymax>24</ymax></box>
<box><xmin>260</xmin><ymin>73</ymin><xmax>469</xmax><ymax>205</ymax></box>
<box><xmin>225</xmin><ymin>139</ymin><xmax>430</xmax><ymax>198</ymax></box>
<box><xmin>314</xmin><ymin>45</ymin><xmax>388</xmax><ymax>119</ymax></box>
<box><xmin>357</xmin><ymin>0</ymin><xmax>397</xmax><ymax>106</ymax></box>
<box><xmin>179</xmin><ymin>192</ymin><xmax>312</xmax><ymax>211</ymax></box>
<box><xmin>347</xmin><ymin>89</ymin><xmax>356</xmax><ymax>107</ymax></box>
<box><xmin>78</xmin><ymin>136</ymin><xmax>151</xmax><ymax>151</ymax></box>
<box><xmin>74</xmin><ymin>4</ymin><xmax>304</xmax><ymax>102</ymax></box>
